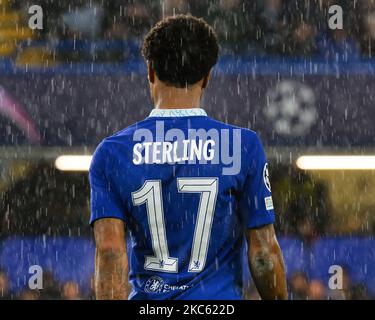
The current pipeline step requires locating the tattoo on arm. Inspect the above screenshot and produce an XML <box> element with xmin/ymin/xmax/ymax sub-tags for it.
<box><xmin>94</xmin><ymin>218</ymin><xmax>130</xmax><ymax>300</ymax></box>
<box><xmin>247</xmin><ymin>224</ymin><xmax>288</xmax><ymax>300</ymax></box>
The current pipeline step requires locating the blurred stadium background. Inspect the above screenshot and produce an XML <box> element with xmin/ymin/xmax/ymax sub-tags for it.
<box><xmin>1</xmin><ymin>0</ymin><xmax>375</xmax><ymax>300</ymax></box>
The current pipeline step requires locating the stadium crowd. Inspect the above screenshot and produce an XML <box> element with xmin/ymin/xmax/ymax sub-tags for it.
<box><xmin>0</xmin><ymin>270</ymin><xmax>94</xmax><ymax>300</ymax></box>
<box><xmin>0</xmin><ymin>268</ymin><xmax>372</xmax><ymax>300</ymax></box>
<box><xmin>246</xmin><ymin>269</ymin><xmax>372</xmax><ymax>300</ymax></box>
<box><xmin>0</xmin><ymin>0</ymin><xmax>375</xmax><ymax>64</ymax></box>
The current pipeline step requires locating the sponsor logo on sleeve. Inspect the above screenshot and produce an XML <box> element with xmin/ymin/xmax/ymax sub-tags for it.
<box><xmin>265</xmin><ymin>196</ymin><xmax>274</xmax><ymax>211</ymax></box>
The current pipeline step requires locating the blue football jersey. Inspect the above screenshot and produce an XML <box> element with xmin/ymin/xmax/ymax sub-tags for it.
<box><xmin>89</xmin><ymin>108</ymin><xmax>275</xmax><ymax>300</ymax></box>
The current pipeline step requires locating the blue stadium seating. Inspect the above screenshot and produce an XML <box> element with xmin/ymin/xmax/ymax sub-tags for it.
<box><xmin>310</xmin><ymin>237</ymin><xmax>375</xmax><ymax>295</ymax></box>
<box><xmin>0</xmin><ymin>237</ymin><xmax>95</xmax><ymax>294</ymax></box>
<box><xmin>278</xmin><ymin>237</ymin><xmax>312</xmax><ymax>276</ymax></box>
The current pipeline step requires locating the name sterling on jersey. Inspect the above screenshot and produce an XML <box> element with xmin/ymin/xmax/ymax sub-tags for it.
<box><xmin>133</xmin><ymin>139</ymin><xmax>215</xmax><ymax>164</ymax></box>
<box><xmin>132</xmin><ymin>121</ymin><xmax>241</xmax><ymax>175</ymax></box>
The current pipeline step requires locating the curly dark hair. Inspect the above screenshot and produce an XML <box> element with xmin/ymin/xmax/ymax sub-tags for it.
<box><xmin>142</xmin><ymin>14</ymin><xmax>219</xmax><ymax>88</ymax></box>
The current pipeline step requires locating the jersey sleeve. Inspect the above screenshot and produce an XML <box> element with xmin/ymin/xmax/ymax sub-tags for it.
<box><xmin>239</xmin><ymin>133</ymin><xmax>275</xmax><ymax>229</ymax></box>
<box><xmin>89</xmin><ymin>142</ymin><xmax>127</xmax><ymax>226</ymax></box>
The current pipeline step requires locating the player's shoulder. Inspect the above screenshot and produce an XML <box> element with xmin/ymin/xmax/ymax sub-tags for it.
<box><xmin>91</xmin><ymin>120</ymin><xmax>148</xmax><ymax>166</ymax></box>
<box><xmin>97</xmin><ymin>120</ymin><xmax>148</xmax><ymax>149</ymax></box>
<box><xmin>206</xmin><ymin>117</ymin><xmax>260</xmax><ymax>143</ymax></box>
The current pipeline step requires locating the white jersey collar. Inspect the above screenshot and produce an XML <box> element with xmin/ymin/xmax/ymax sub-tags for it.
<box><xmin>149</xmin><ymin>108</ymin><xmax>207</xmax><ymax>118</ymax></box>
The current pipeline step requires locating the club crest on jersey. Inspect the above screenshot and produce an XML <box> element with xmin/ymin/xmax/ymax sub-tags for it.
<box><xmin>144</xmin><ymin>276</ymin><xmax>164</xmax><ymax>293</ymax></box>
<box><xmin>263</xmin><ymin>163</ymin><xmax>272</xmax><ymax>192</ymax></box>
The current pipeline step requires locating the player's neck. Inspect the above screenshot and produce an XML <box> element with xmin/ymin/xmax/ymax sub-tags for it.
<box><xmin>152</xmin><ymin>83</ymin><xmax>202</xmax><ymax>110</ymax></box>
<box><xmin>154</xmin><ymin>100</ymin><xmax>201</xmax><ymax>110</ymax></box>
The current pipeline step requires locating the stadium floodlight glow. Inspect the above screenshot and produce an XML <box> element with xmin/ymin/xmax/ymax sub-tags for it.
<box><xmin>55</xmin><ymin>155</ymin><xmax>93</xmax><ymax>171</ymax></box>
<box><xmin>296</xmin><ymin>156</ymin><xmax>375</xmax><ymax>170</ymax></box>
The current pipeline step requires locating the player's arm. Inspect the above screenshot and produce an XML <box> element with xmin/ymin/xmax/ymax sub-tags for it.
<box><xmin>246</xmin><ymin>224</ymin><xmax>287</xmax><ymax>300</ymax></box>
<box><xmin>240</xmin><ymin>133</ymin><xmax>287</xmax><ymax>299</ymax></box>
<box><xmin>90</xmin><ymin>142</ymin><xmax>130</xmax><ymax>299</ymax></box>
<box><xmin>93</xmin><ymin>218</ymin><xmax>129</xmax><ymax>300</ymax></box>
